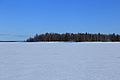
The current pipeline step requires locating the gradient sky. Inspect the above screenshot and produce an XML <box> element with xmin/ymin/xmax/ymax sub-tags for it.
<box><xmin>0</xmin><ymin>0</ymin><xmax>120</xmax><ymax>40</ymax></box>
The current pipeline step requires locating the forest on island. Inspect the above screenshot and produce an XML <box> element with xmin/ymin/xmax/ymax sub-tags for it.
<box><xmin>26</xmin><ymin>33</ymin><xmax>120</xmax><ymax>42</ymax></box>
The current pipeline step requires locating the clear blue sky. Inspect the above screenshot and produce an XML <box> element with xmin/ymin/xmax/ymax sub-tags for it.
<box><xmin>0</xmin><ymin>0</ymin><xmax>120</xmax><ymax>40</ymax></box>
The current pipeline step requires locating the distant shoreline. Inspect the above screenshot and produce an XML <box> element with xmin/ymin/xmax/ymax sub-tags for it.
<box><xmin>0</xmin><ymin>41</ymin><xmax>120</xmax><ymax>42</ymax></box>
<box><xmin>26</xmin><ymin>33</ymin><xmax>120</xmax><ymax>42</ymax></box>
<box><xmin>0</xmin><ymin>41</ymin><xmax>24</xmax><ymax>42</ymax></box>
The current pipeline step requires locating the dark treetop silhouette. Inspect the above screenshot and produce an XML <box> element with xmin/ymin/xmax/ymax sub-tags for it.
<box><xmin>26</xmin><ymin>33</ymin><xmax>120</xmax><ymax>42</ymax></box>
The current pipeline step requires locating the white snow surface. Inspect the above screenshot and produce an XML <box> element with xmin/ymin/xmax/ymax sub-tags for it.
<box><xmin>0</xmin><ymin>42</ymin><xmax>120</xmax><ymax>80</ymax></box>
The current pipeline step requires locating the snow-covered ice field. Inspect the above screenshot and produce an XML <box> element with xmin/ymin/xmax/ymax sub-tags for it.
<box><xmin>0</xmin><ymin>42</ymin><xmax>120</xmax><ymax>80</ymax></box>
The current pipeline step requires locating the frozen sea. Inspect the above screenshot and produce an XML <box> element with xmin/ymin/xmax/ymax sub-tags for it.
<box><xmin>0</xmin><ymin>42</ymin><xmax>120</xmax><ymax>80</ymax></box>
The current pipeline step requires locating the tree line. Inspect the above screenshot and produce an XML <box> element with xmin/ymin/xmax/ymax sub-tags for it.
<box><xmin>26</xmin><ymin>33</ymin><xmax>120</xmax><ymax>42</ymax></box>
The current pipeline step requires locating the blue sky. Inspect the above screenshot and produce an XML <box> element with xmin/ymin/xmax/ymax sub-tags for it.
<box><xmin>0</xmin><ymin>0</ymin><xmax>120</xmax><ymax>40</ymax></box>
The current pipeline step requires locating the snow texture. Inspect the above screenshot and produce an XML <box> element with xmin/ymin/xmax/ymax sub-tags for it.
<box><xmin>0</xmin><ymin>42</ymin><xmax>120</xmax><ymax>80</ymax></box>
